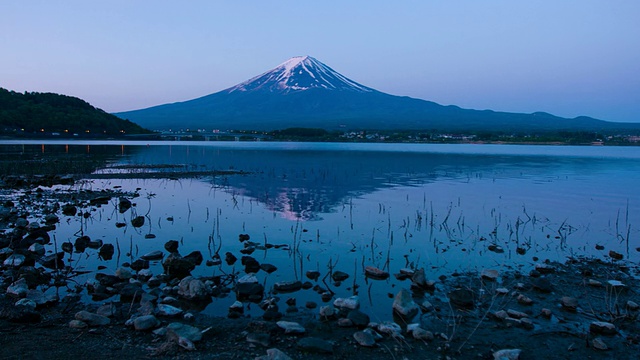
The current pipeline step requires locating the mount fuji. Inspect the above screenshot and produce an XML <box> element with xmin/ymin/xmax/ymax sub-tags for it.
<box><xmin>115</xmin><ymin>56</ymin><xmax>635</xmax><ymax>132</ymax></box>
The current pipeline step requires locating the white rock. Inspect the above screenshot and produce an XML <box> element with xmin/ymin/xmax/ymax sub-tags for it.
<box><xmin>392</xmin><ymin>288</ymin><xmax>419</xmax><ymax>320</ymax></box>
<box><xmin>276</xmin><ymin>321</ymin><xmax>305</xmax><ymax>334</ymax></box>
<box><xmin>75</xmin><ymin>310</ymin><xmax>111</xmax><ymax>326</ymax></box>
<box><xmin>319</xmin><ymin>305</ymin><xmax>335</xmax><ymax>318</ymax></box>
<box><xmin>377</xmin><ymin>321</ymin><xmax>402</xmax><ymax>335</ymax></box>
<box><xmin>493</xmin><ymin>348</ymin><xmax>521</xmax><ymax>360</ymax></box>
<box><xmin>333</xmin><ymin>296</ymin><xmax>360</xmax><ymax>310</ymax></box>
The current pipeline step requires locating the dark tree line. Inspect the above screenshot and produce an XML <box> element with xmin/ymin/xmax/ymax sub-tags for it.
<box><xmin>0</xmin><ymin>88</ymin><xmax>151</xmax><ymax>136</ymax></box>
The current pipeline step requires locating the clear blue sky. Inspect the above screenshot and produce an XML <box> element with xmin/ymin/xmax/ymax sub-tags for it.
<box><xmin>1</xmin><ymin>1</ymin><xmax>639</xmax><ymax>122</ymax></box>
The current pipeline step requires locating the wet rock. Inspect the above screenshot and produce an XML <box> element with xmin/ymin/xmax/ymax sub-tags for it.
<box><xmin>392</xmin><ymin>288</ymin><xmax>419</xmax><ymax>321</ymax></box>
<box><xmin>3</xmin><ymin>254</ymin><xmax>25</xmax><ymax>267</ymax></box>
<box><xmin>224</xmin><ymin>252</ymin><xmax>237</xmax><ymax>265</ymax></box>
<box><xmin>377</xmin><ymin>321</ymin><xmax>402</xmax><ymax>335</ymax></box>
<box><xmin>481</xmin><ymin>269</ymin><xmax>499</xmax><ymax>281</ymax></box>
<box><xmin>246</xmin><ymin>332</ymin><xmax>271</xmax><ymax>347</ymax></box>
<box><xmin>28</xmin><ymin>243</ymin><xmax>45</xmax><ymax>256</ymax></box>
<box><xmin>588</xmin><ymin>279</ymin><xmax>602</xmax><ymax>287</ymax></box>
<box><xmin>141</xmin><ymin>250</ymin><xmax>164</xmax><ymax>261</ymax></box>
<box><xmin>448</xmin><ymin>288</ymin><xmax>474</xmax><ymax>309</ymax></box>
<box><xmin>164</xmin><ymin>240</ymin><xmax>179</xmax><ymax>253</ymax></box>
<box><xmin>131</xmin><ymin>216</ymin><xmax>145</xmax><ymax>228</ymax></box>
<box><xmin>531</xmin><ymin>277</ymin><xmax>553</xmax><ymax>293</ymax></box>
<box><xmin>507</xmin><ymin>309</ymin><xmax>528</xmax><ymax>319</ymax></box>
<box><xmin>590</xmin><ymin>321</ymin><xmax>617</xmax><ymax>335</ymax></box>
<box><xmin>411</xmin><ymin>268</ymin><xmax>435</xmax><ymax>290</ymax></box>
<box><xmin>44</xmin><ymin>214</ymin><xmax>59</xmax><ymax>224</ymax></box>
<box><xmin>609</xmin><ymin>250</ymin><xmax>623</xmax><ymax>260</ymax></box>
<box><xmin>118</xmin><ymin>197</ymin><xmax>132</xmax><ymax>213</ymax></box>
<box><xmin>75</xmin><ymin>310</ymin><xmax>111</xmax><ymax>326</ymax></box>
<box><xmin>61</xmin><ymin>204</ymin><xmax>77</xmax><ymax>216</ymax></box>
<box><xmin>493</xmin><ymin>310</ymin><xmax>508</xmax><ymax>321</ymax></box>
<box><xmin>337</xmin><ymin>318</ymin><xmax>353</xmax><ymax>327</ymax></box>
<box><xmin>167</xmin><ymin>322</ymin><xmax>202</xmax><ymax>342</ymax></box>
<box><xmin>347</xmin><ymin>310</ymin><xmax>370</xmax><ymax>328</ymax></box>
<box><xmin>98</xmin><ymin>244</ymin><xmax>114</xmax><ymax>260</ymax></box>
<box><xmin>184</xmin><ymin>251</ymin><xmax>203</xmax><ymax>266</ymax></box>
<box><xmin>15</xmin><ymin>299</ymin><xmax>37</xmax><ymax>310</ymax></box>
<box><xmin>260</xmin><ymin>263</ymin><xmax>277</xmax><ymax>274</ymax></box>
<box><xmin>306</xmin><ymin>271</ymin><xmax>320</xmax><ymax>281</ymax></box>
<box><xmin>236</xmin><ymin>276</ymin><xmax>264</xmax><ymax>302</ymax></box>
<box><xmin>130</xmin><ymin>259</ymin><xmax>149</xmax><ymax>271</ymax></box>
<box><xmin>157</xmin><ymin>304</ymin><xmax>183</xmax><ymax>317</ymax></box>
<box><xmin>238</xmin><ymin>234</ymin><xmax>250</xmax><ymax>242</ymax></box>
<box><xmin>297</xmin><ymin>337</ymin><xmax>333</xmax><ymax>354</ymax></box>
<box><xmin>7</xmin><ymin>278</ymin><xmax>29</xmax><ymax>298</ymax></box>
<box><xmin>534</xmin><ymin>263</ymin><xmax>555</xmax><ymax>274</ymax></box>
<box><xmin>333</xmin><ymin>296</ymin><xmax>359</xmax><ymax>311</ymax></box>
<box><xmin>69</xmin><ymin>319</ymin><xmax>88</xmax><ymax>329</ymax></box>
<box><xmin>319</xmin><ymin>305</ymin><xmax>335</xmax><ymax>319</ymax></box>
<box><xmin>74</xmin><ymin>235</ymin><xmax>90</xmax><ymax>252</ymax></box>
<box><xmin>627</xmin><ymin>300</ymin><xmax>639</xmax><ymax>311</ymax></box>
<box><xmin>516</xmin><ymin>294</ymin><xmax>533</xmax><ymax>305</ymax></box>
<box><xmin>26</xmin><ymin>289</ymin><xmax>57</xmax><ymax>307</ymax></box>
<box><xmin>277</xmin><ymin>321</ymin><xmax>305</xmax><ymax>334</ymax></box>
<box><xmin>560</xmin><ymin>296</ymin><xmax>578</xmax><ymax>311</ymax></box>
<box><xmin>540</xmin><ymin>308</ymin><xmax>552</xmax><ymax>318</ymax></box>
<box><xmin>353</xmin><ymin>331</ymin><xmax>376</xmax><ymax>347</ymax></box>
<box><xmin>274</xmin><ymin>280</ymin><xmax>302</xmax><ymax>293</ymax></box>
<box><xmin>255</xmin><ymin>348</ymin><xmax>292</xmax><ymax>360</ymax></box>
<box><xmin>412</xmin><ymin>327</ymin><xmax>434</xmax><ymax>341</ymax></box>
<box><xmin>493</xmin><ymin>348</ymin><xmax>521</xmax><ymax>360</ymax></box>
<box><xmin>242</xmin><ymin>256</ymin><xmax>261</xmax><ymax>274</ymax></box>
<box><xmin>331</xmin><ymin>271</ymin><xmax>349</xmax><ymax>282</ymax></box>
<box><xmin>115</xmin><ymin>267</ymin><xmax>133</xmax><ymax>280</ymax></box>
<box><xmin>162</xmin><ymin>252</ymin><xmax>195</xmax><ymax>279</ymax></box>
<box><xmin>364</xmin><ymin>266</ymin><xmax>389</xmax><ymax>280</ymax></box>
<box><xmin>592</xmin><ymin>337</ymin><xmax>608</xmax><ymax>350</ymax></box>
<box><xmin>134</xmin><ymin>315</ymin><xmax>161</xmax><ymax>330</ymax></box>
<box><xmin>119</xmin><ymin>283</ymin><xmax>145</xmax><ymax>302</ymax></box>
<box><xmin>96</xmin><ymin>303</ymin><xmax>116</xmax><ymax>317</ymax></box>
<box><xmin>177</xmin><ymin>276</ymin><xmax>208</xmax><ymax>301</ymax></box>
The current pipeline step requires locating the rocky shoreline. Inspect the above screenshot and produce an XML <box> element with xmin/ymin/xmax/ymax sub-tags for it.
<box><xmin>1</xmin><ymin>178</ymin><xmax>640</xmax><ymax>359</ymax></box>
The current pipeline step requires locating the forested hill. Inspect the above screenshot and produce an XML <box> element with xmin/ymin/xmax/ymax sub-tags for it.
<box><xmin>0</xmin><ymin>88</ymin><xmax>151</xmax><ymax>137</ymax></box>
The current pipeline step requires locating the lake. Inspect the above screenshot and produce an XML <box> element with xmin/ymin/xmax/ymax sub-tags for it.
<box><xmin>2</xmin><ymin>140</ymin><xmax>639</xmax><ymax>319</ymax></box>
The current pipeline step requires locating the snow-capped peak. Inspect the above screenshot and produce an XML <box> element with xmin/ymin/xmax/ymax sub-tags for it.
<box><xmin>226</xmin><ymin>56</ymin><xmax>375</xmax><ymax>93</ymax></box>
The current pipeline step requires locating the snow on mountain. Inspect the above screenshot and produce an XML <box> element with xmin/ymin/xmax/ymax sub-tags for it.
<box><xmin>226</xmin><ymin>56</ymin><xmax>375</xmax><ymax>94</ymax></box>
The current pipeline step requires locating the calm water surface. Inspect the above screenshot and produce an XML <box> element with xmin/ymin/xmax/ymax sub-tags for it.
<box><xmin>2</xmin><ymin>140</ymin><xmax>639</xmax><ymax>319</ymax></box>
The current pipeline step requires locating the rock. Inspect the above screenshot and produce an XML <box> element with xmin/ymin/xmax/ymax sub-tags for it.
<box><xmin>157</xmin><ymin>304</ymin><xmax>184</xmax><ymax>317</ymax></box>
<box><xmin>28</xmin><ymin>243</ymin><xmax>45</xmax><ymax>256</ymax></box>
<box><xmin>592</xmin><ymin>337</ymin><xmax>608</xmax><ymax>350</ymax></box>
<box><xmin>448</xmin><ymin>288</ymin><xmax>474</xmax><ymax>309</ymax></box>
<box><xmin>178</xmin><ymin>276</ymin><xmax>208</xmax><ymax>300</ymax></box>
<box><xmin>609</xmin><ymin>250</ymin><xmax>623</xmax><ymax>260</ymax></box>
<box><xmin>412</xmin><ymin>327</ymin><xmax>434</xmax><ymax>341</ymax></box>
<box><xmin>141</xmin><ymin>250</ymin><xmax>164</xmax><ymax>261</ymax></box>
<box><xmin>3</xmin><ymin>254</ymin><xmax>25</xmax><ymax>267</ymax></box>
<box><xmin>331</xmin><ymin>271</ymin><xmax>349</xmax><ymax>282</ymax></box>
<box><xmin>96</xmin><ymin>303</ymin><xmax>116</xmax><ymax>317</ymax></box>
<box><xmin>236</xmin><ymin>280</ymin><xmax>264</xmax><ymax>302</ymax></box>
<box><xmin>7</xmin><ymin>278</ymin><xmax>29</xmax><ymax>298</ymax></box>
<box><xmin>333</xmin><ymin>296</ymin><xmax>359</xmax><ymax>310</ymax></box>
<box><xmin>493</xmin><ymin>310</ymin><xmax>508</xmax><ymax>321</ymax></box>
<box><xmin>540</xmin><ymin>308</ymin><xmax>552</xmax><ymax>318</ymax></box>
<box><xmin>590</xmin><ymin>321</ymin><xmax>617</xmax><ymax>335</ymax></box>
<box><xmin>392</xmin><ymin>288</ymin><xmax>419</xmax><ymax>321</ymax></box>
<box><xmin>319</xmin><ymin>305</ymin><xmax>335</xmax><ymax>318</ymax></box>
<box><xmin>276</xmin><ymin>321</ymin><xmax>305</xmax><ymax>334</ymax></box>
<box><xmin>274</xmin><ymin>280</ymin><xmax>302</xmax><ymax>293</ymax></box>
<box><xmin>75</xmin><ymin>310</ymin><xmax>111</xmax><ymax>326</ymax></box>
<box><xmin>627</xmin><ymin>300</ymin><xmax>639</xmax><ymax>311</ymax></box>
<box><xmin>481</xmin><ymin>269</ymin><xmax>499</xmax><ymax>281</ymax></box>
<box><xmin>163</xmin><ymin>253</ymin><xmax>195</xmax><ymax>279</ymax></box>
<box><xmin>134</xmin><ymin>315</ymin><xmax>161</xmax><ymax>330</ymax></box>
<box><xmin>184</xmin><ymin>251</ymin><xmax>203</xmax><ymax>266</ymax></box>
<box><xmin>163</xmin><ymin>240</ymin><xmax>179</xmax><ymax>253</ymax></box>
<box><xmin>506</xmin><ymin>309</ymin><xmax>528</xmax><ymax>319</ymax></box>
<box><xmin>347</xmin><ymin>310</ymin><xmax>370</xmax><ymax>328</ymax></box>
<box><xmin>98</xmin><ymin>244</ymin><xmax>115</xmax><ymax>260</ymax></box>
<box><xmin>119</xmin><ymin>283</ymin><xmax>144</xmax><ymax>302</ymax></box>
<box><xmin>353</xmin><ymin>331</ymin><xmax>376</xmax><ymax>347</ymax></box>
<box><xmin>61</xmin><ymin>204</ymin><xmax>77</xmax><ymax>216</ymax></box>
<box><xmin>44</xmin><ymin>214</ymin><xmax>59</xmax><ymax>224</ymax></box>
<box><xmin>255</xmin><ymin>348</ymin><xmax>292</xmax><ymax>360</ymax></box>
<box><xmin>606</xmin><ymin>280</ymin><xmax>626</xmax><ymax>290</ymax></box>
<box><xmin>531</xmin><ymin>277</ymin><xmax>553</xmax><ymax>293</ymax></box>
<box><xmin>297</xmin><ymin>337</ymin><xmax>333</xmax><ymax>354</ymax></box>
<box><xmin>337</xmin><ymin>318</ymin><xmax>353</xmax><ymax>327</ymax></box>
<box><xmin>242</xmin><ymin>256</ymin><xmax>261</xmax><ymax>273</ymax></box>
<box><xmin>131</xmin><ymin>216</ymin><xmax>145</xmax><ymax>228</ymax></box>
<box><xmin>130</xmin><ymin>259</ymin><xmax>149</xmax><ymax>271</ymax></box>
<box><xmin>167</xmin><ymin>322</ymin><xmax>202</xmax><ymax>342</ymax></box>
<box><xmin>588</xmin><ymin>279</ymin><xmax>602</xmax><ymax>287</ymax></box>
<box><xmin>246</xmin><ymin>332</ymin><xmax>271</xmax><ymax>347</ymax></box>
<box><xmin>534</xmin><ymin>263</ymin><xmax>555</xmax><ymax>274</ymax></box>
<box><xmin>238</xmin><ymin>234</ymin><xmax>250</xmax><ymax>242</ymax></box>
<box><xmin>560</xmin><ymin>296</ymin><xmax>578</xmax><ymax>311</ymax></box>
<box><xmin>69</xmin><ymin>320</ymin><xmax>88</xmax><ymax>329</ymax></box>
<box><xmin>411</xmin><ymin>268</ymin><xmax>435</xmax><ymax>290</ymax></box>
<box><xmin>516</xmin><ymin>294</ymin><xmax>533</xmax><ymax>305</ymax></box>
<box><xmin>305</xmin><ymin>270</ymin><xmax>320</xmax><ymax>280</ymax></box>
<box><xmin>15</xmin><ymin>298</ymin><xmax>37</xmax><ymax>310</ymax></box>
<box><xmin>115</xmin><ymin>267</ymin><xmax>133</xmax><ymax>280</ymax></box>
<box><xmin>364</xmin><ymin>266</ymin><xmax>389</xmax><ymax>280</ymax></box>
<box><xmin>224</xmin><ymin>252</ymin><xmax>237</xmax><ymax>265</ymax></box>
<box><xmin>26</xmin><ymin>289</ymin><xmax>57</xmax><ymax>307</ymax></box>
<box><xmin>260</xmin><ymin>263</ymin><xmax>278</xmax><ymax>273</ymax></box>
<box><xmin>495</xmin><ymin>287</ymin><xmax>509</xmax><ymax>295</ymax></box>
<box><xmin>377</xmin><ymin>321</ymin><xmax>402</xmax><ymax>335</ymax></box>
<box><xmin>493</xmin><ymin>348</ymin><xmax>521</xmax><ymax>360</ymax></box>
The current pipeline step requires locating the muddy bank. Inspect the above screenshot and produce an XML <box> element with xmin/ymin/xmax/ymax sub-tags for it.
<box><xmin>1</xmin><ymin>181</ymin><xmax>640</xmax><ymax>359</ymax></box>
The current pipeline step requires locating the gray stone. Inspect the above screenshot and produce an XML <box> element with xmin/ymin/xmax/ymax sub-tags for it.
<box><xmin>255</xmin><ymin>348</ymin><xmax>293</xmax><ymax>360</ymax></box>
<box><xmin>590</xmin><ymin>321</ymin><xmax>617</xmax><ymax>335</ymax></box>
<box><xmin>141</xmin><ymin>250</ymin><xmax>164</xmax><ymax>261</ymax></box>
<box><xmin>96</xmin><ymin>303</ymin><xmax>116</xmax><ymax>317</ymax></box>
<box><xmin>481</xmin><ymin>269</ymin><xmax>499</xmax><ymax>281</ymax></box>
<box><xmin>449</xmin><ymin>288</ymin><xmax>474</xmax><ymax>309</ymax></box>
<box><xmin>592</xmin><ymin>337</ymin><xmax>608</xmax><ymax>350</ymax></box>
<box><xmin>69</xmin><ymin>320</ymin><xmax>88</xmax><ymax>329</ymax></box>
<box><xmin>392</xmin><ymin>288</ymin><xmax>419</xmax><ymax>321</ymax></box>
<box><xmin>412</xmin><ymin>327</ymin><xmax>434</xmax><ymax>341</ymax></box>
<box><xmin>157</xmin><ymin>304</ymin><xmax>184</xmax><ymax>317</ymax></box>
<box><xmin>333</xmin><ymin>296</ymin><xmax>359</xmax><ymax>310</ymax></box>
<box><xmin>75</xmin><ymin>310</ymin><xmax>111</xmax><ymax>326</ymax></box>
<box><xmin>3</xmin><ymin>254</ymin><xmax>25</xmax><ymax>267</ymax></box>
<box><xmin>377</xmin><ymin>321</ymin><xmax>402</xmax><ymax>335</ymax></box>
<box><xmin>15</xmin><ymin>298</ymin><xmax>37</xmax><ymax>310</ymax></box>
<box><xmin>273</xmin><ymin>280</ymin><xmax>302</xmax><ymax>293</ymax></box>
<box><xmin>493</xmin><ymin>349</ymin><xmax>521</xmax><ymax>360</ymax></box>
<box><xmin>115</xmin><ymin>267</ymin><xmax>133</xmax><ymax>280</ymax></box>
<box><xmin>178</xmin><ymin>276</ymin><xmax>208</xmax><ymax>300</ymax></box>
<box><xmin>7</xmin><ymin>279</ymin><xmax>29</xmax><ymax>298</ymax></box>
<box><xmin>134</xmin><ymin>315</ymin><xmax>161</xmax><ymax>330</ymax></box>
<box><xmin>560</xmin><ymin>296</ymin><xmax>578</xmax><ymax>311</ymax></box>
<box><xmin>28</xmin><ymin>243</ymin><xmax>45</xmax><ymax>256</ymax></box>
<box><xmin>297</xmin><ymin>337</ymin><xmax>333</xmax><ymax>354</ymax></box>
<box><xmin>319</xmin><ymin>305</ymin><xmax>335</xmax><ymax>318</ymax></box>
<box><xmin>276</xmin><ymin>321</ymin><xmax>305</xmax><ymax>334</ymax></box>
<box><xmin>516</xmin><ymin>294</ymin><xmax>533</xmax><ymax>305</ymax></box>
<box><xmin>167</xmin><ymin>322</ymin><xmax>202</xmax><ymax>342</ymax></box>
<box><xmin>353</xmin><ymin>331</ymin><xmax>376</xmax><ymax>347</ymax></box>
<box><xmin>347</xmin><ymin>310</ymin><xmax>370</xmax><ymax>328</ymax></box>
<box><xmin>364</xmin><ymin>266</ymin><xmax>389</xmax><ymax>280</ymax></box>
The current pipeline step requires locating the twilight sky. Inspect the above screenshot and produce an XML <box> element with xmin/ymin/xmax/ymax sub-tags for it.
<box><xmin>1</xmin><ymin>1</ymin><xmax>639</xmax><ymax>122</ymax></box>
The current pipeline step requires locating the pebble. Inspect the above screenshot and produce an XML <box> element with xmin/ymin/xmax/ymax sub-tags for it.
<box><xmin>516</xmin><ymin>294</ymin><xmax>533</xmax><ymax>305</ymax></box>
<box><xmin>481</xmin><ymin>269</ymin><xmax>499</xmax><ymax>281</ymax></box>
<box><xmin>333</xmin><ymin>296</ymin><xmax>360</xmax><ymax>310</ymax></box>
<box><xmin>592</xmin><ymin>337</ymin><xmax>608</xmax><ymax>350</ymax></box>
<box><xmin>590</xmin><ymin>321</ymin><xmax>617</xmax><ymax>335</ymax></box>
<box><xmin>276</xmin><ymin>321</ymin><xmax>305</xmax><ymax>334</ymax></box>
<box><xmin>493</xmin><ymin>348</ymin><xmax>521</xmax><ymax>360</ymax></box>
<box><xmin>134</xmin><ymin>315</ymin><xmax>161</xmax><ymax>331</ymax></box>
<box><xmin>353</xmin><ymin>331</ymin><xmax>376</xmax><ymax>347</ymax></box>
<box><xmin>69</xmin><ymin>320</ymin><xmax>88</xmax><ymax>329</ymax></box>
<box><xmin>157</xmin><ymin>304</ymin><xmax>184</xmax><ymax>317</ymax></box>
<box><xmin>255</xmin><ymin>348</ymin><xmax>293</xmax><ymax>360</ymax></box>
<box><xmin>75</xmin><ymin>310</ymin><xmax>111</xmax><ymax>326</ymax></box>
<box><xmin>560</xmin><ymin>296</ymin><xmax>578</xmax><ymax>311</ymax></box>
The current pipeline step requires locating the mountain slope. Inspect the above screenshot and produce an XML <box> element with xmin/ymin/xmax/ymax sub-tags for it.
<box><xmin>0</xmin><ymin>87</ymin><xmax>151</xmax><ymax>136</ymax></box>
<box><xmin>115</xmin><ymin>56</ymin><xmax>640</xmax><ymax>132</ymax></box>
